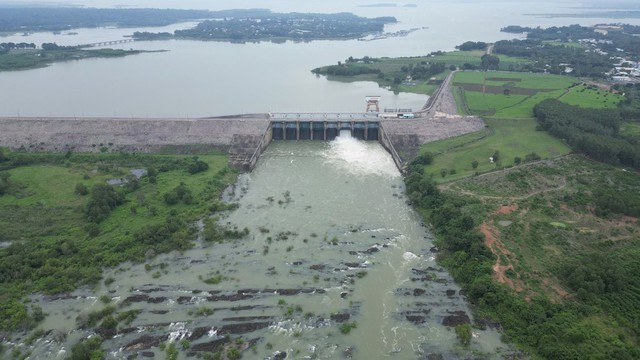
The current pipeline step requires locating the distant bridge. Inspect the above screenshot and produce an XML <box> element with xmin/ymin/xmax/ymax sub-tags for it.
<box><xmin>79</xmin><ymin>39</ymin><xmax>136</xmax><ymax>48</ymax></box>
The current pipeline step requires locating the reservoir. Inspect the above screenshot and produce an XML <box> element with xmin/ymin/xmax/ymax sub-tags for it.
<box><xmin>27</xmin><ymin>136</ymin><xmax>507</xmax><ymax>359</ymax></box>
<box><xmin>2</xmin><ymin>1</ymin><xmax>640</xmax><ymax>117</ymax></box>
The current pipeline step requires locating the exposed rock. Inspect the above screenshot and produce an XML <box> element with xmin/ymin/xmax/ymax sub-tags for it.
<box><xmin>147</xmin><ymin>296</ymin><xmax>167</xmax><ymax>304</ymax></box>
<box><xmin>442</xmin><ymin>311</ymin><xmax>470</xmax><ymax>327</ymax></box>
<box><xmin>426</xmin><ymin>354</ymin><xmax>444</xmax><ymax>360</ymax></box>
<box><xmin>274</xmin><ymin>351</ymin><xmax>287</xmax><ymax>360</ymax></box>
<box><xmin>406</xmin><ymin>315</ymin><xmax>426</xmax><ymax>324</ymax></box>
<box><xmin>330</xmin><ymin>313</ymin><xmax>351</xmax><ymax>323</ymax></box>
<box><xmin>310</xmin><ymin>264</ymin><xmax>326</xmax><ymax>271</ymax></box>
<box><xmin>124</xmin><ymin>334</ymin><xmax>167</xmax><ymax>351</ymax></box>
<box><xmin>190</xmin><ymin>337</ymin><xmax>230</xmax><ymax>352</ymax></box>
<box><xmin>218</xmin><ymin>321</ymin><xmax>271</xmax><ymax>334</ymax></box>
<box><xmin>140</xmin><ymin>351</ymin><xmax>155</xmax><ymax>358</ymax></box>
<box><xmin>222</xmin><ymin>316</ymin><xmax>273</xmax><ymax>322</ymax></box>
<box><xmin>365</xmin><ymin>246</ymin><xmax>379</xmax><ymax>254</ymax></box>
<box><xmin>177</xmin><ymin>296</ymin><xmax>194</xmax><ymax>304</ymax></box>
<box><xmin>413</xmin><ymin>288</ymin><xmax>426</xmax><ymax>296</ymax></box>
<box><xmin>189</xmin><ymin>327</ymin><xmax>212</xmax><ymax>341</ymax></box>
<box><xmin>123</xmin><ymin>294</ymin><xmax>149</xmax><ymax>303</ymax></box>
<box><xmin>343</xmin><ymin>347</ymin><xmax>355</xmax><ymax>358</ymax></box>
<box><xmin>445</xmin><ymin>289</ymin><xmax>456</xmax><ymax>297</ymax></box>
<box><xmin>207</xmin><ymin>293</ymin><xmax>253</xmax><ymax>302</ymax></box>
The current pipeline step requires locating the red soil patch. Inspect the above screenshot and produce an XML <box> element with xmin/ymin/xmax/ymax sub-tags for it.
<box><xmin>480</xmin><ymin>222</ymin><xmax>524</xmax><ymax>292</ymax></box>
<box><xmin>497</xmin><ymin>204</ymin><xmax>518</xmax><ymax>215</ymax></box>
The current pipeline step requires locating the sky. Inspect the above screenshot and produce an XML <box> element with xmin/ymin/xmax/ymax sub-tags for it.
<box><xmin>0</xmin><ymin>0</ymin><xmax>639</xmax><ymax>10</ymax></box>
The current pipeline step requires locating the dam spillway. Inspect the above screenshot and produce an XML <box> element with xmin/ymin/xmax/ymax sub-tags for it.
<box><xmin>271</xmin><ymin>120</ymin><xmax>379</xmax><ymax>141</ymax></box>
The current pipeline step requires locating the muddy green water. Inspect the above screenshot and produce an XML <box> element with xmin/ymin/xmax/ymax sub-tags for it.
<box><xmin>20</xmin><ymin>137</ymin><xmax>508</xmax><ymax>359</ymax></box>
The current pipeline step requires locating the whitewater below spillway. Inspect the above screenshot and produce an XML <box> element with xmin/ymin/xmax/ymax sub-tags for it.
<box><xmin>22</xmin><ymin>136</ymin><xmax>509</xmax><ymax>359</ymax></box>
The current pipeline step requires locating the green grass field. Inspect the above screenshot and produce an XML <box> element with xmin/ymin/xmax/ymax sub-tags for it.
<box><xmin>417</xmin><ymin>118</ymin><xmax>572</xmax><ymax>182</ymax></box>
<box><xmin>453</xmin><ymin>71</ymin><xmax>621</xmax><ymax>118</ymax></box>
<box><xmin>621</xmin><ymin>122</ymin><xmax>640</xmax><ymax>137</ymax></box>
<box><xmin>559</xmin><ymin>84</ymin><xmax>623</xmax><ymax>109</ymax></box>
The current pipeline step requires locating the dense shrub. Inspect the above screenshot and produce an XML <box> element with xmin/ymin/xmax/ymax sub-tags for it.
<box><xmin>85</xmin><ymin>184</ymin><xmax>125</xmax><ymax>223</ymax></box>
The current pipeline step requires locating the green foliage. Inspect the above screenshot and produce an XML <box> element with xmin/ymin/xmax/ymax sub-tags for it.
<box><xmin>165</xmin><ymin>341</ymin><xmax>178</xmax><ymax>360</ymax></box>
<box><xmin>405</xmin><ymin>157</ymin><xmax>640</xmax><ymax>359</ymax></box>
<box><xmin>455</xmin><ymin>324</ymin><xmax>472</xmax><ymax>346</ymax></box>
<box><xmin>187</xmin><ymin>158</ymin><xmax>209</xmax><ymax>174</ymax></box>
<box><xmin>0</xmin><ymin>172</ymin><xmax>10</xmax><ymax>196</ymax></box>
<box><xmin>481</xmin><ymin>54</ymin><xmax>500</xmax><ymax>70</ymax></box>
<box><xmin>0</xmin><ymin>152</ymin><xmax>234</xmax><ymax>332</ymax></box>
<box><xmin>164</xmin><ymin>182</ymin><xmax>194</xmax><ymax>205</ymax></box>
<box><xmin>456</xmin><ymin>41</ymin><xmax>487</xmax><ymax>51</ymax></box>
<box><xmin>0</xmin><ymin>301</ymin><xmax>43</xmax><ymax>331</ymax></box>
<box><xmin>534</xmin><ymin>99</ymin><xmax>639</xmax><ymax>168</ymax></box>
<box><xmin>85</xmin><ymin>184</ymin><xmax>125</xmax><ymax>223</ymax></box>
<box><xmin>594</xmin><ymin>188</ymin><xmax>640</xmax><ymax>217</ymax></box>
<box><xmin>75</xmin><ymin>183</ymin><xmax>89</xmax><ymax>196</ymax></box>
<box><xmin>68</xmin><ymin>336</ymin><xmax>104</xmax><ymax>360</ymax></box>
<box><xmin>313</xmin><ymin>64</ymin><xmax>381</xmax><ymax>77</ymax></box>
<box><xmin>339</xmin><ymin>321</ymin><xmax>357</xmax><ymax>334</ymax></box>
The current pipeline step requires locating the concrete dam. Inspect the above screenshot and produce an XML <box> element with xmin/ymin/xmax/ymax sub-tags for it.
<box><xmin>0</xmin><ymin>73</ymin><xmax>485</xmax><ymax>171</ymax></box>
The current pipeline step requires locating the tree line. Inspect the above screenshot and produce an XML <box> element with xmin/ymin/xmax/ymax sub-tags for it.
<box><xmin>534</xmin><ymin>99</ymin><xmax>640</xmax><ymax>169</ymax></box>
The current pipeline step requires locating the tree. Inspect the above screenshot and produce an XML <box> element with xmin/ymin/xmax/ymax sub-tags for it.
<box><xmin>0</xmin><ymin>172</ymin><xmax>10</xmax><ymax>196</ymax></box>
<box><xmin>85</xmin><ymin>184</ymin><xmax>125</xmax><ymax>223</ymax></box>
<box><xmin>471</xmin><ymin>160</ymin><xmax>479</xmax><ymax>169</ymax></box>
<box><xmin>449</xmin><ymin>64</ymin><xmax>457</xmax><ymax>71</ymax></box>
<box><xmin>492</xmin><ymin>150</ymin><xmax>500</xmax><ymax>162</ymax></box>
<box><xmin>440</xmin><ymin>169</ymin><xmax>448</xmax><ymax>178</ymax></box>
<box><xmin>75</xmin><ymin>183</ymin><xmax>89</xmax><ymax>196</ymax></box>
<box><xmin>514</xmin><ymin>157</ymin><xmax>522</xmax><ymax>165</ymax></box>
<box><xmin>187</xmin><ymin>159</ymin><xmax>209</xmax><ymax>174</ymax></box>
<box><xmin>481</xmin><ymin>54</ymin><xmax>500</xmax><ymax>70</ymax></box>
<box><xmin>0</xmin><ymin>148</ymin><xmax>7</xmax><ymax>162</ymax></box>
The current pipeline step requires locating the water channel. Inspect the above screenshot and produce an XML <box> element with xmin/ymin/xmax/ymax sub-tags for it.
<box><xmin>23</xmin><ymin>135</ymin><xmax>508</xmax><ymax>359</ymax></box>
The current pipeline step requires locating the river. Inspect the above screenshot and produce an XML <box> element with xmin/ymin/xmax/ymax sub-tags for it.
<box><xmin>2</xmin><ymin>0</ymin><xmax>640</xmax><ymax>117</ymax></box>
<box><xmin>20</xmin><ymin>135</ymin><xmax>507</xmax><ymax>359</ymax></box>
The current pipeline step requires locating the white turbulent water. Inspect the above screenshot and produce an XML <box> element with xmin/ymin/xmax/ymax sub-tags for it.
<box><xmin>18</xmin><ymin>139</ymin><xmax>508</xmax><ymax>359</ymax></box>
<box><xmin>323</xmin><ymin>130</ymin><xmax>399</xmax><ymax>178</ymax></box>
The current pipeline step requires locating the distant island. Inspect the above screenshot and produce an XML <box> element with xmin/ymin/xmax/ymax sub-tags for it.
<box><xmin>358</xmin><ymin>3</ymin><xmax>417</xmax><ymax>7</ymax></box>
<box><xmin>527</xmin><ymin>10</ymin><xmax>640</xmax><ymax>18</ymax></box>
<box><xmin>132</xmin><ymin>10</ymin><xmax>396</xmax><ymax>43</ymax></box>
<box><xmin>0</xmin><ymin>7</ymin><xmax>213</xmax><ymax>33</ymax></box>
<box><xmin>0</xmin><ymin>42</ymin><xmax>156</xmax><ymax>71</ymax></box>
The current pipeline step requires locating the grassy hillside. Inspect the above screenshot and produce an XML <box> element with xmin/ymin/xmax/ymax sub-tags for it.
<box><xmin>405</xmin><ymin>155</ymin><xmax>640</xmax><ymax>359</ymax></box>
<box><xmin>417</xmin><ymin>118</ymin><xmax>571</xmax><ymax>181</ymax></box>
